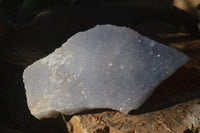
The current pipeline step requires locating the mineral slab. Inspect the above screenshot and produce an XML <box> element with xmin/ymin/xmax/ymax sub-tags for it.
<box><xmin>23</xmin><ymin>24</ymin><xmax>189</xmax><ymax>119</ymax></box>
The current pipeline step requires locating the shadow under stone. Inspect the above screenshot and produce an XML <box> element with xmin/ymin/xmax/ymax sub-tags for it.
<box><xmin>129</xmin><ymin>67</ymin><xmax>200</xmax><ymax>115</ymax></box>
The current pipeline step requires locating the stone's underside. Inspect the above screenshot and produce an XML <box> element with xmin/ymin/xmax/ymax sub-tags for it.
<box><xmin>23</xmin><ymin>25</ymin><xmax>189</xmax><ymax>119</ymax></box>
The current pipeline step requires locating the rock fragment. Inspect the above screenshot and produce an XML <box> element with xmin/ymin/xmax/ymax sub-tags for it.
<box><xmin>23</xmin><ymin>24</ymin><xmax>189</xmax><ymax>119</ymax></box>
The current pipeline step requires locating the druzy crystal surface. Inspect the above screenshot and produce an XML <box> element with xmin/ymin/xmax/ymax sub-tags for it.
<box><xmin>23</xmin><ymin>25</ymin><xmax>189</xmax><ymax>119</ymax></box>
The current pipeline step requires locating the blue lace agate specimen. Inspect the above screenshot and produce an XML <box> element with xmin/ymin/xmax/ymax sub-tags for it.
<box><xmin>23</xmin><ymin>25</ymin><xmax>189</xmax><ymax>119</ymax></box>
